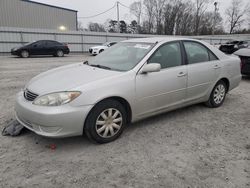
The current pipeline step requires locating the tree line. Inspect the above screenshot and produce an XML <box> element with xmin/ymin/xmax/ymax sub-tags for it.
<box><xmin>79</xmin><ymin>0</ymin><xmax>250</xmax><ymax>35</ymax></box>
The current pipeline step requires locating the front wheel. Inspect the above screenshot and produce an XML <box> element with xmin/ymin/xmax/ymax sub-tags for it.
<box><xmin>206</xmin><ymin>80</ymin><xmax>227</xmax><ymax>108</ymax></box>
<box><xmin>20</xmin><ymin>50</ymin><xmax>29</xmax><ymax>58</ymax></box>
<box><xmin>84</xmin><ymin>99</ymin><xmax>126</xmax><ymax>144</ymax></box>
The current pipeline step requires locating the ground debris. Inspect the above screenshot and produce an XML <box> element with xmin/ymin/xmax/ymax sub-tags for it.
<box><xmin>2</xmin><ymin>119</ymin><xmax>24</xmax><ymax>136</ymax></box>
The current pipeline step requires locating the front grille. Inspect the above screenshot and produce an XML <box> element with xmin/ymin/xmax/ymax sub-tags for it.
<box><xmin>89</xmin><ymin>49</ymin><xmax>93</xmax><ymax>53</ymax></box>
<box><xmin>24</xmin><ymin>89</ymin><xmax>38</xmax><ymax>101</ymax></box>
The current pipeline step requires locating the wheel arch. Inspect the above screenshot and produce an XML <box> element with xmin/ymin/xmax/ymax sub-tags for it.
<box><xmin>84</xmin><ymin>96</ymin><xmax>132</xmax><ymax>129</ymax></box>
<box><xmin>220</xmin><ymin>77</ymin><xmax>230</xmax><ymax>92</ymax></box>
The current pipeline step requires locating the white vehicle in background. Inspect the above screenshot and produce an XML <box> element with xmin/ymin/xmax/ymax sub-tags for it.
<box><xmin>89</xmin><ymin>42</ymin><xmax>117</xmax><ymax>55</ymax></box>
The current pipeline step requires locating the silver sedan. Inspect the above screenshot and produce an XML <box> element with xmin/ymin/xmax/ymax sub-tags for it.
<box><xmin>15</xmin><ymin>37</ymin><xmax>241</xmax><ymax>143</ymax></box>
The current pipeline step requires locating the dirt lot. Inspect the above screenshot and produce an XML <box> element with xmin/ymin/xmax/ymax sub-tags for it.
<box><xmin>0</xmin><ymin>54</ymin><xmax>249</xmax><ymax>188</ymax></box>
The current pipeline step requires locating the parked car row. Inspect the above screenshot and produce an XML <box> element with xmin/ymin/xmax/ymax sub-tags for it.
<box><xmin>219</xmin><ymin>40</ymin><xmax>249</xmax><ymax>54</ymax></box>
<box><xmin>10</xmin><ymin>40</ymin><xmax>118</xmax><ymax>58</ymax></box>
<box><xmin>15</xmin><ymin>37</ymin><xmax>242</xmax><ymax>143</ymax></box>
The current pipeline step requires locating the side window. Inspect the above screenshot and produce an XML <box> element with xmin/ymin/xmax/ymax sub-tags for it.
<box><xmin>148</xmin><ymin>42</ymin><xmax>182</xmax><ymax>69</ymax></box>
<box><xmin>209</xmin><ymin>51</ymin><xmax>218</xmax><ymax>61</ymax></box>
<box><xmin>183</xmin><ymin>42</ymin><xmax>209</xmax><ymax>64</ymax></box>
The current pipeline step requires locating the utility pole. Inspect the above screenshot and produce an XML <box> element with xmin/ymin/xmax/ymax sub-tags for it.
<box><xmin>117</xmin><ymin>1</ymin><xmax>120</xmax><ymax>33</ymax></box>
<box><xmin>212</xmin><ymin>2</ymin><xmax>218</xmax><ymax>35</ymax></box>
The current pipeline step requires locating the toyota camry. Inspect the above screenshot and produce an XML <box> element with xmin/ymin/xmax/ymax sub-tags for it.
<box><xmin>15</xmin><ymin>37</ymin><xmax>241</xmax><ymax>143</ymax></box>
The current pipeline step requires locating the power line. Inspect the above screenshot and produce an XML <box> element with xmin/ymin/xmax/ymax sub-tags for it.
<box><xmin>78</xmin><ymin>4</ymin><xmax>116</xmax><ymax>19</ymax></box>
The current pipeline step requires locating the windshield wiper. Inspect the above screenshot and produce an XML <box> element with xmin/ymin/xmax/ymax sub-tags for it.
<box><xmin>90</xmin><ymin>64</ymin><xmax>111</xmax><ymax>70</ymax></box>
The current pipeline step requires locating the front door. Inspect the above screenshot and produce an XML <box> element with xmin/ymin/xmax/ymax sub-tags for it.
<box><xmin>135</xmin><ymin>42</ymin><xmax>187</xmax><ymax>118</ymax></box>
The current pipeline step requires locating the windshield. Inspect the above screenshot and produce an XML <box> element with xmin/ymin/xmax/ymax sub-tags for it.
<box><xmin>102</xmin><ymin>42</ymin><xmax>110</xmax><ymax>46</ymax></box>
<box><xmin>88</xmin><ymin>42</ymin><xmax>154</xmax><ymax>71</ymax></box>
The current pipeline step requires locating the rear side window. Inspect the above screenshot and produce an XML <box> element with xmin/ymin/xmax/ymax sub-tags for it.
<box><xmin>183</xmin><ymin>41</ymin><xmax>218</xmax><ymax>64</ymax></box>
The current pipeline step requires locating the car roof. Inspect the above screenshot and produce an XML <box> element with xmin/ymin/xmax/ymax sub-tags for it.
<box><xmin>122</xmin><ymin>37</ymin><xmax>196</xmax><ymax>44</ymax></box>
<box><xmin>36</xmin><ymin>40</ymin><xmax>58</xmax><ymax>42</ymax></box>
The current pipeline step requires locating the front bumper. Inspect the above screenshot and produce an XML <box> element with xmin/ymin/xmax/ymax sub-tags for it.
<box><xmin>89</xmin><ymin>48</ymin><xmax>99</xmax><ymax>55</ymax></box>
<box><xmin>11</xmin><ymin>50</ymin><xmax>18</xmax><ymax>55</ymax></box>
<box><xmin>15</xmin><ymin>91</ymin><xmax>93</xmax><ymax>138</ymax></box>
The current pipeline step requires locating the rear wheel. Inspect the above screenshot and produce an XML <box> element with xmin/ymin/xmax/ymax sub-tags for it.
<box><xmin>206</xmin><ymin>80</ymin><xmax>227</xmax><ymax>108</ymax></box>
<box><xmin>20</xmin><ymin>50</ymin><xmax>29</xmax><ymax>58</ymax></box>
<box><xmin>84</xmin><ymin>99</ymin><xmax>126</xmax><ymax>144</ymax></box>
<box><xmin>56</xmin><ymin>50</ymin><xmax>64</xmax><ymax>57</ymax></box>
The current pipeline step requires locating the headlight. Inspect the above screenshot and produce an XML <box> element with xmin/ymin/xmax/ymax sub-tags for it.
<box><xmin>33</xmin><ymin>91</ymin><xmax>81</xmax><ymax>106</ymax></box>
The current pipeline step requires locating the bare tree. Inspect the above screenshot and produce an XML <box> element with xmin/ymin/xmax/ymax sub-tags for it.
<box><xmin>130</xmin><ymin>1</ymin><xmax>142</xmax><ymax>26</ymax></box>
<box><xmin>153</xmin><ymin>0</ymin><xmax>167</xmax><ymax>34</ymax></box>
<box><xmin>143</xmin><ymin>0</ymin><xmax>155</xmax><ymax>33</ymax></box>
<box><xmin>88</xmin><ymin>22</ymin><xmax>106</xmax><ymax>32</ymax></box>
<box><xmin>225</xmin><ymin>0</ymin><xmax>248</xmax><ymax>34</ymax></box>
<box><xmin>77</xmin><ymin>21</ymin><xmax>85</xmax><ymax>31</ymax></box>
<box><xmin>175</xmin><ymin>1</ymin><xmax>194</xmax><ymax>35</ymax></box>
<box><xmin>193</xmin><ymin>0</ymin><xmax>211</xmax><ymax>35</ymax></box>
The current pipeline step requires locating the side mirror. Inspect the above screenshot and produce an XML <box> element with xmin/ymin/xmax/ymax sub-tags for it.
<box><xmin>141</xmin><ymin>63</ymin><xmax>161</xmax><ymax>74</ymax></box>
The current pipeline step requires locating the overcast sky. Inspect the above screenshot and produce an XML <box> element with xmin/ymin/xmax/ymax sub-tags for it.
<box><xmin>34</xmin><ymin>0</ymin><xmax>248</xmax><ymax>30</ymax></box>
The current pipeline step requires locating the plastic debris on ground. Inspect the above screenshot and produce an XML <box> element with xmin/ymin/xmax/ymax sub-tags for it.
<box><xmin>2</xmin><ymin>119</ymin><xmax>24</xmax><ymax>136</ymax></box>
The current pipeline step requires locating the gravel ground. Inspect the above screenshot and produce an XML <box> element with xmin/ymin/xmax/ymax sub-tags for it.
<box><xmin>0</xmin><ymin>54</ymin><xmax>249</xmax><ymax>188</ymax></box>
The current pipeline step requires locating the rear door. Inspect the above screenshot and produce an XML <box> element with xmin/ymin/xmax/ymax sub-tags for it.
<box><xmin>183</xmin><ymin>41</ymin><xmax>221</xmax><ymax>101</ymax></box>
<box><xmin>135</xmin><ymin>41</ymin><xmax>187</xmax><ymax>117</ymax></box>
<box><xmin>44</xmin><ymin>41</ymin><xmax>57</xmax><ymax>55</ymax></box>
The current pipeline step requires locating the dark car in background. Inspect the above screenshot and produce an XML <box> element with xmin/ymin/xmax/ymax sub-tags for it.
<box><xmin>11</xmin><ymin>40</ymin><xmax>70</xmax><ymax>58</ymax></box>
<box><xmin>219</xmin><ymin>40</ymin><xmax>249</xmax><ymax>54</ymax></box>
<box><xmin>234</xmin><ymin>48</ymin><xmax>250</xmax><ymax>75</ymax></box>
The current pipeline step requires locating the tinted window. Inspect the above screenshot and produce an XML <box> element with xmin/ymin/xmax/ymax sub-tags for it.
<box><xmin>184</xmin><ymin>42</ymin><xmax>209</xmax><ymax>64</ymax></box>
<box><xmin>33</xmin><ymin>41</ymin><xmax>44</xmax><ymax>47</ymax></box>
<box><xmin>148</xmin><ymin>42</ymin><xmax>182</xmax><ymax>69</ymax></box>
<box><xmin>45</xmin><ymin>41</ymin><xmax>58</xmax><ymax>46</ymax></box>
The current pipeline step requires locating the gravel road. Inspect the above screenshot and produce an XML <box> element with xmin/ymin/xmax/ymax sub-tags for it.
<box><xmin>0</xmin><ymin>55</ymin><xmax>249</xmax><ymax>188</ymax></box>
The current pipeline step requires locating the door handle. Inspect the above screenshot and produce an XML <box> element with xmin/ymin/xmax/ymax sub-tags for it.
<box><xmin>213</xmin><ymin>64</ymin><xmax>221</xmax><ymax>69</ymax></box>
<box><xmin>177</xmin><ymin>72</ymin><xmax>187</xmax><ymax>77</ymax></box>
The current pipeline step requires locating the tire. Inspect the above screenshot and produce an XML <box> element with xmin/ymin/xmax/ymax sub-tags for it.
<box><xmin>20</xmin><ymin>50</ymin><xmax>29</xmax><ymax>58</ymax></box>
<box><xmin>56</xmin><ymin>50</ymin><xmax>64</xmax><ymax>57</ymax></box>
<box><xmin>99</xmin><ymin>49</ymin><xmax>104</xmax><ymax>54</ymax></box>
<box><xmin>84</xmin><ymin>99</ymin><xmax>127</xmax><ymax>144</ymax></box>
<box><xmin>205</xmin><ymin>80</ymin><xmax>227</xmax><ymax>108</ymax></box>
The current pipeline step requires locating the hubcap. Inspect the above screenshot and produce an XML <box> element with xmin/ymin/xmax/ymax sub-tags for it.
<box><xmin>22</xmin><ymin>51</ymin><xmax>28</xmax><ymax>58</ymax></box>
<box><xmin>95</xmin><ymin>108</ymin><xmax>123</xmax><ymax>138</ymax></box>
<box><xmin>57</xmin><ymin>51</ymin><xmax>63</xmax><ymax>57</ymax></box>
<box><xmin>213</xmin><ymin>84</ymin><xmax>225</xmax><ymax>104</ymax></box>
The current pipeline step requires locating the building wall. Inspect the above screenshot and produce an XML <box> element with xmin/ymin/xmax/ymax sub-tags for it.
<box><xmin>0</xmin><ymin>26</ymin><xmax>250</xmax><ymax>53</ymax></box>
<box><xmin>0</xmin><ymin>0</ymin><xmax>77</xmax><ymax>31</ymax></box>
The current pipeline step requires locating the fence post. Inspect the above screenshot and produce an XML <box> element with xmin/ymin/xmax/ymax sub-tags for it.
<box><xmin>81</xmin><ymin>34</ymin><xmax>84</xmax><ymax>53</ymax></box>
<box><xmin>20</xmin><ymin>32</ymin><xmax>24</xmax><ymax>44</ymax></box>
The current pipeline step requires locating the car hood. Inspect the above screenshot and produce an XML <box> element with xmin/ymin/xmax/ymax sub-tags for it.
<box><xmin>26</xmin><ymin>63</ymin><xmax>121</xmax><ymax>95</ymax></box>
